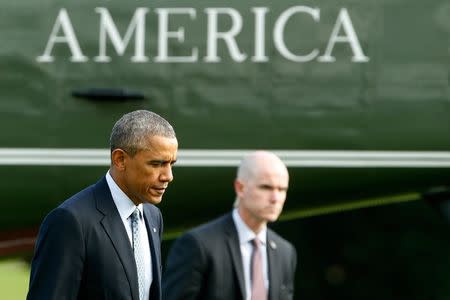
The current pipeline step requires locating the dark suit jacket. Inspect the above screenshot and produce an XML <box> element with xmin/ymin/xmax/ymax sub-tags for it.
<box><xmin>27</xmin><ymin>176</ymin><xmax>163</xmax><ymax>300</ymax></box>
<box><xmin>163</xmin><ymin>213</ymin><xmax>297</xmax><ymax>300</ymax></box>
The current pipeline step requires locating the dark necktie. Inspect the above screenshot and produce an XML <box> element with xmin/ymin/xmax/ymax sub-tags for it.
<box><xmin>131</xmin><ymin>208</ymin><xmax>145</xmax><ymax>300</ymax></box>
<box><xmin>251</xmin><ymin>238</ymin><xmax>267</xmax><ymax>300</ymax></box>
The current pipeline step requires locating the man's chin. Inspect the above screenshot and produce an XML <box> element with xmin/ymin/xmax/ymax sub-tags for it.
<box><xmin>145</xmin><ymin>196</ymin><xmax>163</xmax><ymax>205</ymax></box>
<box><xmin>265</xmin><ymin>213</ymin><xmax>281</xmax><ymax>222</ymax></box>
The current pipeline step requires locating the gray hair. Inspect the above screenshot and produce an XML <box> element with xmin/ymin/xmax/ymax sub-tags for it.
<box><xmin>236</xmin><ymin>152</ymin><xmax>262</xmax><ymax>182</ymax></box>
<box><xmin>110</xmin><ymin>110</ymin><xmax>176</xmax><ymax>156</ymax></box>
<box><xmin>234</xmin><ymin>151</ymin><xmax>288</xmax><ymax>207</ymax></box>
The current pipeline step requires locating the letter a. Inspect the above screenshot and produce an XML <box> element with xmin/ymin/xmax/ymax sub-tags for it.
<box><xmin>318</xmin><ymin>8</ymin><xmax>369</xmax><ymax>62</ymax></box>
<box><xmin>37</xmin><ymin>8</ymin><xmax>87</xmax><ymax>62</ymax></box>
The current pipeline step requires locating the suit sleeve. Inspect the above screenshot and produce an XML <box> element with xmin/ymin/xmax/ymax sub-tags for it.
<box><xmin>27</xmin><ymin>208</ymin><xmax>85</xmax><ymax>300</ymax></box>
<box><xmin>163</xmin><ymin>233</ymin><xmax>207</xmax><ymax>300</ymax></box>
<box><xmin>289</xmin><ymin>243</ymin><xmax>298</xmax><ymax>298</ymax></box>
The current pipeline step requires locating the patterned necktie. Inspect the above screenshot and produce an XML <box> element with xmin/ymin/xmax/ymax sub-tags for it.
<box><xmin>251</xmin><ymin>238</ymin><xmax>267</xmax><ymax>300</ymax></box>
<box><xmin>131</xmin><ymin>208</ymin><xmax>145</xmax><ymax>300</ymax></box>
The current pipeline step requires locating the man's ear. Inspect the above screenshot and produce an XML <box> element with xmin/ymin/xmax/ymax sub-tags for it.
<box><xmin>234</xmin><ymin>179</ymin><xmax>244</xmax><ymax>196</ymax></box>
<box><xmin>111</xmin><ymin>149</ymin><xmax>127</xmax><ymax>171</ymax></box>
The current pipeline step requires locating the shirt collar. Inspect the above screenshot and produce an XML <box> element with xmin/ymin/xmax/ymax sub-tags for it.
<box><xmin>232</xmin><ymin>208</ymin><xmax>267</xmax><ymax>246</ymax></box>
<box><xmin>106</xmin><ymin>171</ymin><xmax>143</xmax><ymax>219</ymax></box>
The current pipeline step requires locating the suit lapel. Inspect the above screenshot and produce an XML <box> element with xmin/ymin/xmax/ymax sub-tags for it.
<box><xmin>224</xmin><ymin>214</ymin><xmax>246</xmax><ymax>300</ymax></box>
<box><xmin>143</xmin><ymin>205</ymin><xmax>162</xmax><ymax>299</ymax></box>
<box><xmin>267</xmin><ymin>230</ymin><xmax>279</xmax><ymax>300</ymax></box>
<box><xmin>94</xmin><ymin>177</ymin><xmax>140</xmax><ymax>300</ymax></box>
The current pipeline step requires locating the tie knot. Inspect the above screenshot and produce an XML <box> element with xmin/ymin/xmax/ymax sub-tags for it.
<box><xmin>131</xmin><ymin>208</ymin><xmax>140</xmax><ymax>221</ymax></box>
<box><xmin>252</xmin><ymin>238</ymin><xmax>261</xmax><ymax>248</ymax></box>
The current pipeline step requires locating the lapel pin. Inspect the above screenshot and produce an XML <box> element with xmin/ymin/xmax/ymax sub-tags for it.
<box><xmin>153</xmin><ymin>228</ymin><xmax>157</xmax><ymax>233</ymax></box>
<box><xmin>269</xmin><ymin>240</ymin><xmax>277</xmax><ymax>249</ymax></box>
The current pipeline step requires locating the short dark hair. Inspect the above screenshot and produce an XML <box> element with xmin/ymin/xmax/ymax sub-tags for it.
<box><xmin>110</xmin><ymin>110</ymin><xmax>176</xmax><ymax>156</ymax></box>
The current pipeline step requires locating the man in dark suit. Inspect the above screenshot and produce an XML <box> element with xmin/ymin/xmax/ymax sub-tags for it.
<box><xmin>27</xmin><ymin>110</ymin><xmax>178</xmax><ymax>300</ymax></box>
<box><xmin>163</xmin><ymin>151</ymin><xmax>297</xmax><ymax>300</ymax></box>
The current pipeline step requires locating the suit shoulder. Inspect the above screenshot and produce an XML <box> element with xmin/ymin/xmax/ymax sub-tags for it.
<box><xmin>178</xmin><ymin>213</ymin><xmax>232</xmax><ymax>246</ymax></box>
<box><xmin>58</xmin><ymin>183</ymin><xmax>97</xmax><ymax>212</ymax></box>
<box><xmin>45</xmin><ymin>178</ymin><xmax>104</xmax><ymax>226</ymax></box>
<box><xmin>268</xmin><ymin>228</ymin><xmax>296</xmax><ymax>252</ymax></box>
<box><xmin>170</xmin><ymin>214</ymin><xmax>232</xmax><ymax>261</ymax></box>
<box><xmin>57</xmin><ymin>176</ymin><xmax>109</xmax><ymax>212</ymax></box>
<box><xmin>189</xmin><ymin>214</ymin><xmax>230</xmax><ymax>235</ymax></box>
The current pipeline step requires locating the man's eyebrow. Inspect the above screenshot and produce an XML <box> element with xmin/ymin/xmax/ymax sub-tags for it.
<box><xmin>258</xmin><ymin>183</ymin><xmax>274</xmax><ymax>188</ymax></box>
<box><xmin>150</xmin><ymin>159</ymin><xmax>166</xmax><ymax>164</ymax></box>
<box><xmin>258</xmin><ymin>183</ymin><xmax>288</xmax><ymax>189</ymax></box>
<box><xmin>149</xmin><ymin>159</ymin><xmax>177</xmax><ymax>164</ymax></box>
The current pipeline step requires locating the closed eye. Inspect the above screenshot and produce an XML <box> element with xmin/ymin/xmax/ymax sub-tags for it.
<box><xmin>258</xmin><ymin>184</ymin><xmax>288</xmax><ymax>192</ymax></box>
<box><xmin>149</xmin><ymin>160</ymin><xmax>177</xmax><ymax>167</ymax></box>
<box><xmin>259</xmin><ymin>184</ymin><xmax>274</xmax><ymax>190</ymax></box>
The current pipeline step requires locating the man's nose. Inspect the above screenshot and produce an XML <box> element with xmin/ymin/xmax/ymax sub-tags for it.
<box><xmin>160</xmin><ymin>165</ymin><xmax>174</xmax><ymax>182</ymax></box>
<box><xmin>270</xmin><ymin>190</ymin><xmax>282</xmax><ymax>203</ymax></box>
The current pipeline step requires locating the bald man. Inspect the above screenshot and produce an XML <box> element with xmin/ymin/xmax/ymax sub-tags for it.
<box><xmin>163</xmin><ymin>151</ymin><xmax>297</xmax><ymax>300</ymax></box>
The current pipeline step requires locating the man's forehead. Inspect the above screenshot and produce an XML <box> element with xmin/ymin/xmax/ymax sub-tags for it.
<box><xmin>137</xmin><ymin>144</ymin><xmax>177</xmax><ymax>160</ymax></box>
<box><xmin>251</xmin><ymin>171</ymin><xmax>289</xmax><ymax>184</ymax></box>
<box><xmin>142</xmin><ymin>148</ymin><xmax>177</xmax><ymax>156</ymax></box>
<box><xmin>142</xmin><ymin>135</ymin><xmax>177</xmax><ymax>146</ymax></box>
<box><xmin>254</xmin><ymin>166</ymin><xmax>288</xmax><ymax>178</ymax></box>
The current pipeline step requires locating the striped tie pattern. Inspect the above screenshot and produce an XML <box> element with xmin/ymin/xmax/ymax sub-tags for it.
<box><xmin>251</xmin><ymin>238</ymin><xmax>267</xmax><ymax>300</ymax></box>
<box><xmin>131</xmin><ymin>208</ymin><xmax>145</xmax><ymax>300</ymax></box>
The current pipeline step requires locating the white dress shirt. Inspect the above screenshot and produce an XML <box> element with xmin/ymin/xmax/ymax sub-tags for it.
<box><xmin>232</xmin><ymin>209</ymin><xmax>269</xmax><ymax>300</ymax></box>
<box><xmin>106</xmin><ymin>171</ymin><xmax>152</xmax><ymax>300</ymax></box>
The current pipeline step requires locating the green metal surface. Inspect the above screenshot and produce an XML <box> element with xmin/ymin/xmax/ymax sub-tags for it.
<box><xmin>1</xmin><ymin>0</ymin><xmax>449</xmax><ymax>230</ymax></box>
